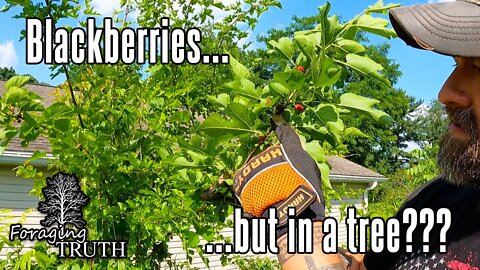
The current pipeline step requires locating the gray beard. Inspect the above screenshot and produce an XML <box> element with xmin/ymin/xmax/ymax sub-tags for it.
<box><xmin>437</xmin><ymin>107</ymin><xmax>480</xmax><ymax>187</ymax></box>
<box><xmin>437</xmin><ymin>132</ymin><xmax>480</xmax><ymax>187</ymax></box>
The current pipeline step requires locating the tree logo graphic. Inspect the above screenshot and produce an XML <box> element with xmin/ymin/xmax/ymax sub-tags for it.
<box><xmin>10</xmin><ymin>172</ymin><xmax>126</xmax><ymax>258</ymax></box>
<box><xmin>38</xmin><ymin>172</ymin><xmax>89</xmax><ymax>229</ymax></box>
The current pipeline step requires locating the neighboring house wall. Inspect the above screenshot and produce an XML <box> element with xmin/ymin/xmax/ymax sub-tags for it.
<box><xmin>0</xmin><ymin>164</ymin><xmax>45</xmax><ymax>259</ymax></box>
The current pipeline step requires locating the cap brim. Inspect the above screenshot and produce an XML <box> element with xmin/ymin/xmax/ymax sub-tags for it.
<box><xmin>389</xmin><ymin>1</ymin><xmax>480</xmax><ymax>57</ymax></box>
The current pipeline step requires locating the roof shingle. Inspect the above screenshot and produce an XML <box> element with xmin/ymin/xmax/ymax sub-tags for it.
<box><xmin>1</xmin><ymin>80</ymin><xmax>56</xmax><ymax>153</ymax></box>
<box><xmin>327</xmin><ymin>156</ymin><xmax>384</xmax><ymax>178</ymax></box>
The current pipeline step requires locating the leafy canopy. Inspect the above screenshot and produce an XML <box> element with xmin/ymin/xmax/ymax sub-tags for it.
<box><xmin>0</xmin><ymin>0</ymin><xmax>401</xmax><ymax>269</ymax></box>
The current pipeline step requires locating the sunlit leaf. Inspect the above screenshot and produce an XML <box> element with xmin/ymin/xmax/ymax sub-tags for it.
<box><xmin>340</xmin><ymin>93</ymin><xmax>393</xmax><ymax>124</ymax></box>
<box><xmin>269</xmin><ymin>37</ymin><xmax>294</xmax><ymax>61</ymax></box>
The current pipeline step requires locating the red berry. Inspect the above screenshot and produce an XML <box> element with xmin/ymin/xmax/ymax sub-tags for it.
<box><xmin>296</xmin><ymin>66</ymin><xmax>305</xmax><ymax>73</ymax></box>
<box><xmin>258</xmin><ymin>135</ymin><xmax>266</xmax><ymax>142</ymax></box>
<box><xmin>294</xmin><ymin>104</ymin><xmax>305</xmax><ymax>112</ymax></box>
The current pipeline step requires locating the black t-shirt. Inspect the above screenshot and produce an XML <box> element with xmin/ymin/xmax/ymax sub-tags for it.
<box><xmin>363</xmin><ymin>178</ymin><xmax>480</xmax><ymax>269</ymax></box>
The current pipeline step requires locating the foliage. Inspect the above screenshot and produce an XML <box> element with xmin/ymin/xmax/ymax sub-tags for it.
<box><xmin>199</xmin><ymin>1</ymin><xmax>398</xmax><ymax>192</ymax></box>
<box><xmin>0</xmin><ymin>67</ymin><xmax>48</xmax><ymax>86</ymax></box>
<box><xmin>0</xmin><ymin>67</ymin><xmax>16</xmax><ymax>81</ymax></box>
<box><xmin>242</xmin><ymin>15</ymin><xmax>322</xmax><ymax>81</ymax></box>
<box><xmin>0</xmin><ymin>0</ymin><xmax>400</xmax><ymax>269</ymax></box>
<box><xmin>368</xmin><ymin>132</ymin><xmax>441</xmax><ymax>218</ymax></box>
<box><xmin>233</xmin><ymin>256</ymin><xmax>281</xmax><ymax>270</ymax></box>
<box><xmin>342</xmin><ymin>43</ymin><xmax>422</xmax><ymax>175</ymax></box>
<box><xmin>411</xmin><ymin>100</ymin><xmax>449</xmax><ymax>149</ymax></box>
<box><xmin>243</xmin><ymin>15</ymin><xmax>422</xmax><ymax>175</ymax></box>
<box><xmin>405</xmin><ymin>144</ymin><xmax>440</xmax><ymax>186</ymax></box>
<box><xmin>368</xmin><ymin>170</ymin><xmax>413</xmax><ymax>219</ymax></box>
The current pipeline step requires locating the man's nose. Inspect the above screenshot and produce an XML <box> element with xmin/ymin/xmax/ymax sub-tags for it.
<box><xmin>438</xmin><ymin>68</ymin><xmax>472</xmax><ymax>109</ymax></box>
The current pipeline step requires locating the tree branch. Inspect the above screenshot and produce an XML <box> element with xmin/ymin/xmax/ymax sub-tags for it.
<box><xmin>44</xmin><ymin>0</ymin><xmax>85</xmax><ymax>129</ymax></box>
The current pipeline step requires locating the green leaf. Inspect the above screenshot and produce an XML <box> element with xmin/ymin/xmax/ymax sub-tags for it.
<box><xmin>33</xmin><ymin>251</ymin><xmax>52</xmax><ymax>269</ymax></box>
<box><xmin>311</xmin><ymin>105</ymin><xmax>344</xmax><ymax>144</ymax></box>
<box><xmin>54</xmin><ymin>119</ymin><xmax>71</xmax><ymax>132</ymax></box>
<box><xmin>304</xmin><ymin>140</ymin><xmax>326</xmax><ymax>163</ymax></box>
<box><xmin>30</xmin><ymin>150</ymin><xmax>46</xmax><ymax>162</ymax></box>
<box><xmin>187</xmin><ymin>150</ymin><xmax>208</xmax><ymax>163</ymax></box>
<box><xmin>269</xmin><ymin>37</ymin><xmax>294</xmax><ymax>61</ymax></box>
<box><xmin>170</xmin><ymin>111</ymin><xmax>190</xmax><ymax>123</ymax></box>
<box><xmin>297</xmin><ymin>124</ymin><xmax>336</xmax><ymax>148</ymax></box>
<box><xmin>44</xmin><ymin>102</ymin><xmax>74</xmax><ymax>119</ymax></box>
<box><xmin>117</xmin><ymin>260</ymin><xmax>126</xmax><ymax>270</ymax></box>
<box><xmin>268</xmin><ymin>70</ymin><xmax>305</xmax><ymax>97</ymax></box>
<box><xmin>224</xmin><ymin>178</ymin><xmax>233</xmax><ymax>186</ymax></box>
<box><xmin>317</xmin><ymin>58</ymin><xmax>342</xmax><ymax>87</ymax></box>
<box><xmin>207</xmin><ymin>93</ymin><xmax>230</xmax><ymax>108</ymax></box>
<box><xmin>0</xmin><ymin>5</ymin><xmax>11</xmax><ymax>12</ymax></box>
<box><xmin>18</xmin><ymin>112</ymin><xmax>38</xmax><ymax>140</ymax></box>
<box><xmin>343</xmin><ymin>127</ymin><xmax>368</xmax><ymax>138</ymax></box>
<box><xmin>171</xmin><ymin>157</ymin><xmax>206</xmax><ymax>168</ymax></box>
<box><xmin>178</xmin><ymin>137</ymin><xmax>213</xmax><ymax>159</ymax></box>
<box><xmin>0</xmin><ymin>128</ymin><xmax>17</xmax><ymax>140</ymax></box>
<box><xmin>366</xmin><ymin>0</ymin><xmax>401</xmax><ymax>14</ymax></box>
<box><xmin>3</xmin><ymin>86</ymin><xmax>27</xmax><ymax>104</ymax></box>
<box><xmin>336</xmin><ymin>39</ymin><xmax>365</xmax><ymax>53</ymax></box>
<box><xmin>355</xmin><ymin>14</ymin><xmax>397</xmax><ymax>39</ymax></box>
<box><xmin>198</xmin><ymin>112</ymin><xmax>255</xmax><ymax>138</ymax></box>
<box><xmin>339</xmin><ymin>93</ymin><xmax>393</xmax><ymax>125</ymax></box>
<box><xmin>4</xmin><ymin>76</ymin><xmax>30</xmax><ymax>90</ymax></box>
<box><xmin>318</xmin><ymin>1</ymin><xmax>332</xmax><ymax>47</ymax></box>
<box><xmin>187</xmin><ymin>231</ymin><xmax>200</xmax><ymax>248</ymax></box>
<box><xmin>343</xmin><ymin>53</ymin><xmax>390</xmax><ymax>87</ymax></box>
<box><xmin>268</xmin><ymin>82</ymin><xmax>290</xmax><ymax>98</ymax></box>
<box><xmin>318</xmin><ymin>162</ymin><xmax>332</xmax><ymax>189</ymax></box>
<box><xmin>224</xmin><ymin>79</ymin><xmax>261</xmax><ymax>100</ymax></box>
<box><xmin>294</xmin><ymin>34</ymin><xmax>318</xmax><ymax>60</ymax></box>
<box><xmin>228</xmin><ymin>53</ymin><xmax>251</xmax><ymax>79</ymax></box>
<box><xmin>224</xmin><ymin>103</ymin><xmax>255</xmax><ymax>131</ymax></box>
<box><xmin>71</xmin><ymin>264</ymin><xmax>81</xmax><ymax>270</ymax></box>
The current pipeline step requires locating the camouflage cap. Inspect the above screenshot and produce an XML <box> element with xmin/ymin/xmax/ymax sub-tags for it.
<box><xmin>390</xmin><ymin>0</ymin><xmax>480</xmax><ymax>57</ymax></box>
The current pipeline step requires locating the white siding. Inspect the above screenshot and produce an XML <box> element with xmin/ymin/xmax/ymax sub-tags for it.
<box><xmin>329</xmin><ymin>199</ymin><xmax>365</xmax><ymax>247</ymax></box>
<box><xmin>0</xmin><ymin>167</ymin><xmax>45</xmax><ymax>258</ymax></box>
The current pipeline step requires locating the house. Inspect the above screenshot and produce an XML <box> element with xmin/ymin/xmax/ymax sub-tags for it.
<box><xmin>0</xmin><ymin>81</ymin><xmax>386</xmax><ymax>268</ymax></box>
<box><xmin>0</xmin><ymin>81</ymin><xmax>54</xmax><ymax>259</ymax></box>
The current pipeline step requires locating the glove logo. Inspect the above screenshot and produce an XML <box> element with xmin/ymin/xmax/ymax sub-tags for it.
<box><xmin>277</xmin><ymin>186</ymin><xmax>316</xmax><ymax>225</ymax></box>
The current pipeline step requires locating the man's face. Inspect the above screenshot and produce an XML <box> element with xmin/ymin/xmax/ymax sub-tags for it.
<box><xmin>437</xmin><ymin>57</ymin><xmax>480</xmax><ymax>187</ymax></box>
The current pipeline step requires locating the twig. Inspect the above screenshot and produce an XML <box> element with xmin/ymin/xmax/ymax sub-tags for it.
<box><xmin>44</xmin><ymin>0</ymin><xmax>85</xmax><ymax>129</ymax></box>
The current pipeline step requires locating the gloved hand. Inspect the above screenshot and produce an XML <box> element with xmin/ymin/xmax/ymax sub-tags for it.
<box><xmin>233</xmin><ymin>116</ymin><xmax>325</xmax><ymax>237</ymax></box>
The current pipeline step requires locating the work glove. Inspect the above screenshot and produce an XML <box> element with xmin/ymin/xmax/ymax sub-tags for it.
<box><xmin>233</xmin><ymin>116</ymin><xmax>325</xmax><ymax>237</ymax></box>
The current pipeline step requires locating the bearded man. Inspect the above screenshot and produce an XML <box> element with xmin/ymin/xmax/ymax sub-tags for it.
<box><xmin>233</xmin><ymin>0</ymin><xmax>480</xmax><ymax>269</ymax></box>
